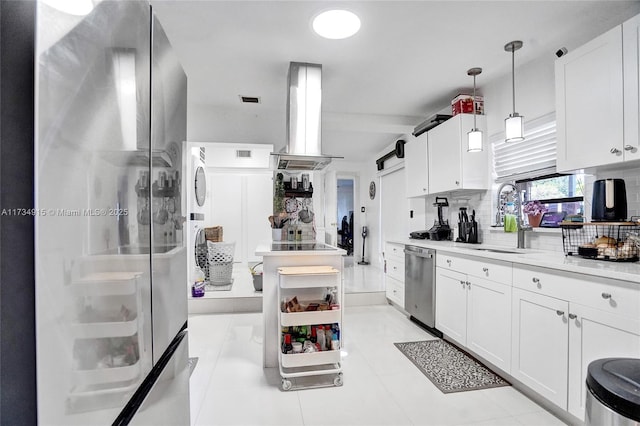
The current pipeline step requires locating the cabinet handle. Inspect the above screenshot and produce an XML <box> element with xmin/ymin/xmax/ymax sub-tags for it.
<box><xmin>568</xmin><ymin>313</ymin><xmax>577</xmax><ymax>319</ymax></box>
<box><xmin>610</xmin><ymin>147</ymin><xmax>621</xmax><ymax>154</ymax></box>
<box><xmin>624</xmin><ymin>145</ymin><xmax>635</xmax><ymax>151</ymax></box>
<box><xmin>532</xmin><ymin>277</ymin><xmax>540</xmax><ymax>283</ymax></box>
<box><xmin>467</xmin><ymin>281</ymin><xmax>471</xmax><ymax>289</ymax></box>
<box><xmin>601</xmin><ymin>292</ymin><xmax>612</xmax><ymax>299</ymax></box>
<box><xmin>447</xmin><ymin>259</ymin><xmax>452</xmax><ymax>265</ymax></box>
<box><xmin>455</xmin><ymin>181</ymin><xmax>460</xmax><ymax>186</ymax></box>
<box><xmin>423</xmin><ymin>188</ymin><xmax>427</xmax><ymax>192</ymax></box>
<box><xmin>482</xmin><ymin>267</ymin><xmax>489</xmax><ymax>273</ymax></box>
<box><xmin>556</xmin><ymin>310</ymin><xmax>564</xmax><ymax>316</ymax></box>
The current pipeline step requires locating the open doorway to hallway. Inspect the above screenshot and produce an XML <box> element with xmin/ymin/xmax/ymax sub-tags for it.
<box><xmin>337</xmin><ymin>178</ymin><xmax>354</xmax><ymax>256</ymax></box>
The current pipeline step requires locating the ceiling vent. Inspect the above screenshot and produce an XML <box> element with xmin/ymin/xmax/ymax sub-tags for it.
<box><xmin>240</xmin><ymin>96</ymin><xmax>260</xmax><ymax>104</ymax></box>
<box><xmin>236</xmin><ymin>150</ymin><xmax>252</xmax><ymax>158</ymax></box>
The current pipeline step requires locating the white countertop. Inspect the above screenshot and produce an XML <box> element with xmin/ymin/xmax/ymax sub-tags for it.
<box><xmin>389</xmin><ymin>238</ymin><xmax>640</xmax><ymax>284</ymax></box>
<box><xmin>255</xmin><ymin>241</ymin><xmax>346</xmax><ymax>257</ymax></box>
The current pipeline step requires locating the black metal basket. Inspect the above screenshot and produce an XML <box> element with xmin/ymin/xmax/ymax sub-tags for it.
<box><xmin>561</xmin><ymin>219</ymin><xmax>640</xmax><ymax>262</ymax></box>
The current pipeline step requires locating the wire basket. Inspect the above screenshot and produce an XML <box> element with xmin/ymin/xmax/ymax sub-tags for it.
<box><xmin>561</xmin><ymin>221</ymin><xmax>640</xmax><ymax>262</ymax></box>
<box><xmin>207</xmin><ymin>241</ymin><xmax>235</xmax><ymax>285</ymax></box>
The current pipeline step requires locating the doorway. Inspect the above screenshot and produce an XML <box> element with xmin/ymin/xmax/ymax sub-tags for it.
<box><xmin>337</xmin><ymin>178</ymin><xmax>355</xmax><ymax>257</ymax></box>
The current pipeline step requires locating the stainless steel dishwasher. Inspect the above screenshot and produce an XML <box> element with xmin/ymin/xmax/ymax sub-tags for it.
<box><xmin>404</xmin><ymin>246</ymin><xmax>442</xmax><ymax>337</ymax></box>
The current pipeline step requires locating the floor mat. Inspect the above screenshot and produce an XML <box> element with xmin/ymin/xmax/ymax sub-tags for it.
<box><xmin>188</xmin><ymin>357</ymin><xmax>199</xmax><ymax>377</ymax></box>
<box><xmin>394</xmin><ymin>339</ymin><xmax>510</xmax><ymax>393</ymax></box>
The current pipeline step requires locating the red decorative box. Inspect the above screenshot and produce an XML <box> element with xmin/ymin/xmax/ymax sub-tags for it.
<box><xmin>451</xmin><ymin>94</ymin><xmax>484</xmax><ymax>116</ymax></box>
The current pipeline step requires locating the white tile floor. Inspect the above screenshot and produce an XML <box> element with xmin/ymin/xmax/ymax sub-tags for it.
<box><xmin>187</xmin><ymin>305</ymin><xmax>567</xmax><ymax>426</ymax></box>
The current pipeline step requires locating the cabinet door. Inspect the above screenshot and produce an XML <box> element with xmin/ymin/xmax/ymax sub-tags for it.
<box><xmin>567</xmin><ymin>303</ymin><xmax>640</xmax><ymax>420</ymax></box>
<box><xmin>623</xmin><ymin>14</ymin><xmax>640</xmax><ymax>162</ymax></box>
<box><xmin>405</xmin><ymin>133</ymin><xmax>428</xmax><ymax>197</ymax></box>
<box><xmin>467</xmin><ymin>277</ymin><xmax>512</xmax><ymax>373</ymax></box>
<box><xmin>428</xmin><ymin>117</ymin><xmax>461</xmax><ymax>194</ymax></box>
<box><xmin>556</xmin><ymin>25</ymin><xmax>624</xmax><ymax>172</ymax></box>
<box><xmin>511</xmin><ymin>288</ymin><xmax>569</xmax><ymax>409</ymax></box>
<box><xmin>435</xmin><ymin>268</ymin><xmax>467</xmax><ymax>346</ymax></box>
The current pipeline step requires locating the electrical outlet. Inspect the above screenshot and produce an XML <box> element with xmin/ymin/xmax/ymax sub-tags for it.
<box><xmin>361</xmin><ymin>207</ymin><xmax>365</xmax><ymax>213</ymax></box>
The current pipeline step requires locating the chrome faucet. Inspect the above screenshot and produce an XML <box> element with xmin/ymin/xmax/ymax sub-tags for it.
<box><xmin>496</xmin><ymin>182</ymin><xmax>531</xmax><ymax>249</ymax></box>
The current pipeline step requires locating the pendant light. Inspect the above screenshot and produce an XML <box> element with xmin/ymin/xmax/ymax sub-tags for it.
<box><xmin>504</xmin><ymin>40</ymin><xmax>524</xmax><ymax>142</ymax></box>
<box><xmin>467</xmin><ymin>67</ymin><xmax>483</xmax><ymax>152</ymax></box>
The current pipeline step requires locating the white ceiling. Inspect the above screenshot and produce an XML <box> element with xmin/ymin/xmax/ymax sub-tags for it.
<box><xmin>151</xmin><ymin>1</ymin><xmax>640</xmax><ymax>162</ymax></box>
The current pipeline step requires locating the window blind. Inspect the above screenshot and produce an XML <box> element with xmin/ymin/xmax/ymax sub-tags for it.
<box><xmin>492</xmin><ymin>112</ymin><xmax>556</xmax><ymax>182</ymax></box>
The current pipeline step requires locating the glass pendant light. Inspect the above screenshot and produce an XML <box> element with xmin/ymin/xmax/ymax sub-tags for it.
<box><xmin>504</xmin><ymin>40</ymin><xmax>524</xmax><ymax>142</ymax></box>
<box><xmin>467</xmin><ymin>67</ymin><xmax>483</xmax><ymax>152</ymax></box>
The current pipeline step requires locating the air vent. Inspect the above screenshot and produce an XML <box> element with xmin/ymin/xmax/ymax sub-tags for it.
<box><xmin>199</xmin><ymin>147</ymin><xmax>205</xmax><ymax>162</ymax></box>
<box><xmin>236</xmin><ymin>150</ymin><xmax>252</xmax><ymax>158</ymax></box>
<box><xmin>240</xmin><ymin>96</ymin><xmax>261</xmax><ymax>104</ymax></box>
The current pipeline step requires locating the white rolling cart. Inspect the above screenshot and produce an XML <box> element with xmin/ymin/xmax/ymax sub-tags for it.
<box><xmin>277</xmin><ymin>265</ymin><xmax>343</xmax><ymax>391</ymax></box>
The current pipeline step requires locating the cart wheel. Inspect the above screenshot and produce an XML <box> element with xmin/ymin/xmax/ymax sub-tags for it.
<box><xmin>282</xmin><ymin>379</ymin><xmax>292</xmax><ymax>391</ymax></box>
<box><xmin>334</xmin><ymin>374</ymin><xmax>343</xmax><ymax>387</ymax></box>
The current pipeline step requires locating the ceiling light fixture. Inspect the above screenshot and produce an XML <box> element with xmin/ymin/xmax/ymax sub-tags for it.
<box><xmin>504</xmin><ymin>40</ymin><xmax>524</xmax><ymax>142</ymax></box>
<box><xmin>312</xmin><ymin>10</ymin><xmax>361</xmax><ymax>40</ymax></box>
<box><xmin>467</xmin><ymin>67</ymin><xmax>483</xmax><ymax>152</ymax></box>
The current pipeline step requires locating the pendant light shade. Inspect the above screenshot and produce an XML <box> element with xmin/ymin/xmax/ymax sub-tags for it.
<box><xmin>504</xmin><ymin>41</ymin><xmax>525</xmax><ymax>142</ymax></box>
<box><xmin>467</xmin><ymin>67</ymin><xmax>483</xmax><ymax>152</ymax></box>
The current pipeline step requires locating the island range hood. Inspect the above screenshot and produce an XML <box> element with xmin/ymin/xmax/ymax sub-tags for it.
<box><xmin>272</xmin><ymin>62</ymin><xmax>342</xmax><ymax>171</ymax></box>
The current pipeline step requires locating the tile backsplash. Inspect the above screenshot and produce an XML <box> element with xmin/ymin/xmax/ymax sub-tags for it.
<box><xmin>421</xmin><ymin>166</ymin><xmax>640</xmax><ymax>253</ymax></box>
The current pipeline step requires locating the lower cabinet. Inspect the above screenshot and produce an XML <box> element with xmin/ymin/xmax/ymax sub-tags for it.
<box><xmin>511</xmin><ymin>288</ymin><xmax>569</xmax><ymax>409</ymax></box>
<box><xmin>436</xmin><ymin>267</ymin><xmax>512</xmax><ymax>372</ymax></box>
<box><xmin>567</xmin><ymin>303</ymin><xmax>640</xmax><ymax>419</ymax></box>
<box><xmin>385</xmin><ymin>242</ymin><xmax>405</xmax><ymax>308</ymax></box>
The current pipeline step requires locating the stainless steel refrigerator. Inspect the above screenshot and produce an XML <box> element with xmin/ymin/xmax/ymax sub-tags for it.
<box><xmin>34</xmin><ymin>1</ymin><xmax>189</xmax><ymax>424</ymax></box>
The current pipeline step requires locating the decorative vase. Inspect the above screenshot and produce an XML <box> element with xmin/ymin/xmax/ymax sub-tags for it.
<box><xmin>528</xmin><ymin>213</ymin><xmax>543</xmax><ymax>228</ymax></box>
<box><xmin>272</xmin><ymin>228</ymin><xmax>283</xmax><ymax>241</ymax></box>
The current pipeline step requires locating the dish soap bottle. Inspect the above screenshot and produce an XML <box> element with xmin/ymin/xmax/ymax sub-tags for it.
<box><xmin>192</xmin><ymin>266</ymin><xmax>205</xmax><ymax>298</ymax></box>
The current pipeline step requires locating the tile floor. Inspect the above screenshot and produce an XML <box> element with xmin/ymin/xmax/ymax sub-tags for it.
<box><xmin>187</xmin><ymin>305</ymin><xmax>567</xmax><ymax>426</ymax></box>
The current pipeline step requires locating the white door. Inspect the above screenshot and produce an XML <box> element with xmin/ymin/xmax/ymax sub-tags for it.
<box><xmin>405</xmin><ymin>133</ymin><xmax>428</xmax><ymax>197</ymax></box>
<box><xmin>380</xmin><ymin>167</ymin><xmax>407</xmax><ymax>244</ymax></box>
<box><xmin>324</xmin><ymin>170</ymin><xmax>338</xmax><ymax>246</ymax></box>
<box><xmin>567</xmin><ymin>303</ymin><xmax>640</xmax><ymax>420</ymax></box>
<box><xmin>209</xmin><ymin>173</ymin><xmax>242</xmax><ymax>261</ymax></box>
<box><xmin>555</xmin><ymin>25</ymin><xmax>624</xmax><ymax>171</ymax></box>
<box><xmin>435</xmin><ymin>268</ymin><xmax>468</xmax><ymax>346</ymax></box>
<box><xmin>511</xmin><ymin>288</ymin><xmax>569</xmax><ymax>409</ymax></box>
<box><xmin>467</xmin><ymin>277</ymin><xmax>512</xmax><ymax>372</ymax></box>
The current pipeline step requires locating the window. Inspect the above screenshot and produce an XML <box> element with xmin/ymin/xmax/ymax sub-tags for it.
<box><xmin>517</xmin><ymin>173</ymin><xmax>585</xmax><ymax>217</ymax></box>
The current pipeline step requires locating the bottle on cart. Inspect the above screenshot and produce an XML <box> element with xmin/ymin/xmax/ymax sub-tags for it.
<box><xmin>282</xmin><ymin>333</ymin><xmax>293</xmax><ymax>354</ymax></box>
<box><xmin>310</xmin><ymin>326</ymin><xmax>317</xmax><ymax>343</ymax></box>
<box><xmin>324</xmin><ymin>325</ymin><xmax>333</xmax><ymax>348</ymax></box>
<box><xmin>331</xmin><ymin>334</ymin><xmax>340</xmax><ymax>350</ymax></box>
<box><xmin>317</xmin><ymin>327</ymin><xmax>326</xmax><ymax>351</ymax></box>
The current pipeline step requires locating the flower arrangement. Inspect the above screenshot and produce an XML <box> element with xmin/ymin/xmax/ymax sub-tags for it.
<box><xmin>523</xmin><ymin>200</ymin><xmax>548</xmax><ymax>216</ymax></box>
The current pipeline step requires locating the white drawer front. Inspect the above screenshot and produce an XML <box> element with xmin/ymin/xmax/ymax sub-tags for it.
<box><xmin>385</xmin><ymin>242</ymin><xmax>405</xmax><ymax>260</ymax></box>
<box><xmin>386</xmin><ymin>257</ymin><xmax>405</xmax><ymax>282</ymax></box>
<box><xmin>514</xmin><ymin>266</ymin><xmax>640</xmax><ymax>318</ymax></box>
<box><xmin>436</xmin><ymin>253</ymin><xmax>464</xmax><ymax>270</ymax></box>
<box><xmin>436</xmin><ymin>253</ymin><xmax>511</xmax><ymax>285</ymax></box>
<box><xmin>386</xmin><ymin>276</ymin><xmax>404</xmax><ymax>308</ymax></box>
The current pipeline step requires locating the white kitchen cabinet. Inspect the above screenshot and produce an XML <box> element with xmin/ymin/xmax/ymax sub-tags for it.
<box><xmin>384</xmin><ymin>242</ymin><xmax>405</xmax><ymax>308</ymax></box>
<box><xmin>567</xmin><ymin>303</ymin><xmax>640</xmax><ymax>419</ymax></box>
<box><xmin>435</xmin><ymin>267</ymin><xmax>467</xmax><ymax>344</ymax></box>
<box><xmin>511</xmin><ymin>288</ymin><xmax>569</xmax><ymax>410</ymax></box>
<box><xmin>404</xmin><ymin>133</ymin><xmax>428</xmax><ymax>197</ymax></box>
<box><xmin>623</xmin><ymin>13</ymin><xmax>640</xmax><ymax>162</ymax></box>
<box><xmin>435</xmin><ymin>253</ymin><xmax>512</xmax><ymax>372</ymax></box>
<box><xmin>427</xmin><ymin>114</ymin><xmax>488</xmax><ymax>194</ymax></box>
<box><xmin>556</xmin><ymin>14</ymin><xmax>640</xmax><ymax>172</ymax></box>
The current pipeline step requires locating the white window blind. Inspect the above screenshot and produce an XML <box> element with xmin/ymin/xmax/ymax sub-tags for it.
<box><xmin>492</xmin><ymin>112</ymin><xmax>556</xmax><ymax>182</ymax></box>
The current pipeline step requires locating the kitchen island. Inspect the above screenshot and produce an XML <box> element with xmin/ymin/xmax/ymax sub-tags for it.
<box><xmin>255</xmin><ymin>241</ymin><xmax>346</xmax><ymax>368</ymax></box>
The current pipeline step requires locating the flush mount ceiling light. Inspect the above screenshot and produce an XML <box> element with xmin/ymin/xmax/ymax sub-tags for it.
<box><xmin>467</xmin><ymin>67</ymin><xmax>483</xmax><ymax>152</ymax></box>
<box><xmin>504</xmin><ymin>40</ymin><xmax>525</xmax><ymax>142</ymax></box>
<box><xmin>312</xmin><ymin>10</ymin><xmax>361</xmax><ymax>40</ymax></box>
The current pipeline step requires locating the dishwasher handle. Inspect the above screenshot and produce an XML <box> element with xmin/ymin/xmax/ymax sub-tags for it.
<box><xmin>404</xmin><ymin>246</ymin><xmax>434</xmax><ymax>259</ymax></box>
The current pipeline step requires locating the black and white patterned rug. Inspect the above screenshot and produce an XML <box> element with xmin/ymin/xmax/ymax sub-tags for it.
<box><xmin>394</xmin><ymin>339</ymin><xmax>510</xmax><ymax>393</ymax></box>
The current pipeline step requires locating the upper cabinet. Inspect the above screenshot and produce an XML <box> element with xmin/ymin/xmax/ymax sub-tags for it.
<box><xmin>404</xmin><ymin>133</ymin><xmax>428</xmax><ymax>198</ymax></box>
<box><xmin>427</xmin><ymin>114</ymin><xmax>488</xmax><ymax>195</ymax></box>
<box><xmin>556</xmin><ymin>14</ymin><xmax>640</xmax><ymax>172</ymax></box>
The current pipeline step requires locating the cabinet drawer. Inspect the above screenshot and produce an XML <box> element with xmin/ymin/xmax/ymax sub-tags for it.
<box><xmin>436</xmin><ymin>253</ymin><xmax>512</xmax><ymax>285</ymax></box>
<box><xmin>385</xmin><ymin>242</ymin><xmax>405</xmax><ymax>260</ymax></box>
<box><xmin>514</xmin><ymin>266</ymin><xmax>640</xmax><ymax>318</ymax></box>
<box><xmin>386</xmin><ymin>257</ymin><xmax>405</xmax><ymax>282</ymax></box>
<box><xmin>386</xmin><ymin>276</ymin><xmax>404</xmax><ymax>308</ymax></box>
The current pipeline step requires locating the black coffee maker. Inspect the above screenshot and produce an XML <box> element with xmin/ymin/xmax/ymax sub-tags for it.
<box><xmin>592</xmin><ymin>179</ymin><xmax>627</xmax><ymax>221</ymax></box>
<box><xmin>427</xmin><ymin>197</ymin><xmax>452</xmax><ymax>241</ymax></box>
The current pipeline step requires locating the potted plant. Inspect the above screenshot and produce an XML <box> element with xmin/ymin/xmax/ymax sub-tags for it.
<box><xmin>523</xmin><ymin>200</ymin><xmax>548</xmax><ymax>227</ymax></box>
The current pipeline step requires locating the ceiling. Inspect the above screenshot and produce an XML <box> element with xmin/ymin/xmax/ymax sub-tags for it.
<box><xmin>151</xmin><ymin>1</ymin><xmax>640</xmax><ymax>162</ymax></box>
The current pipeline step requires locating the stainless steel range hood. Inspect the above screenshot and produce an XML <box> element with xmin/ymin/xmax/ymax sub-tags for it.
<box><xmin>272</xmin><ymin>62</ymin><xmax>342</xmax><ymax>171</ymax></box>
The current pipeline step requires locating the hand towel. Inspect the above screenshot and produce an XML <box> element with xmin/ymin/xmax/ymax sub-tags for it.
<box><xmin>504</xmin><ymin>214</ymin><xmax>517</xmax><ymax>233</ymax></box>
